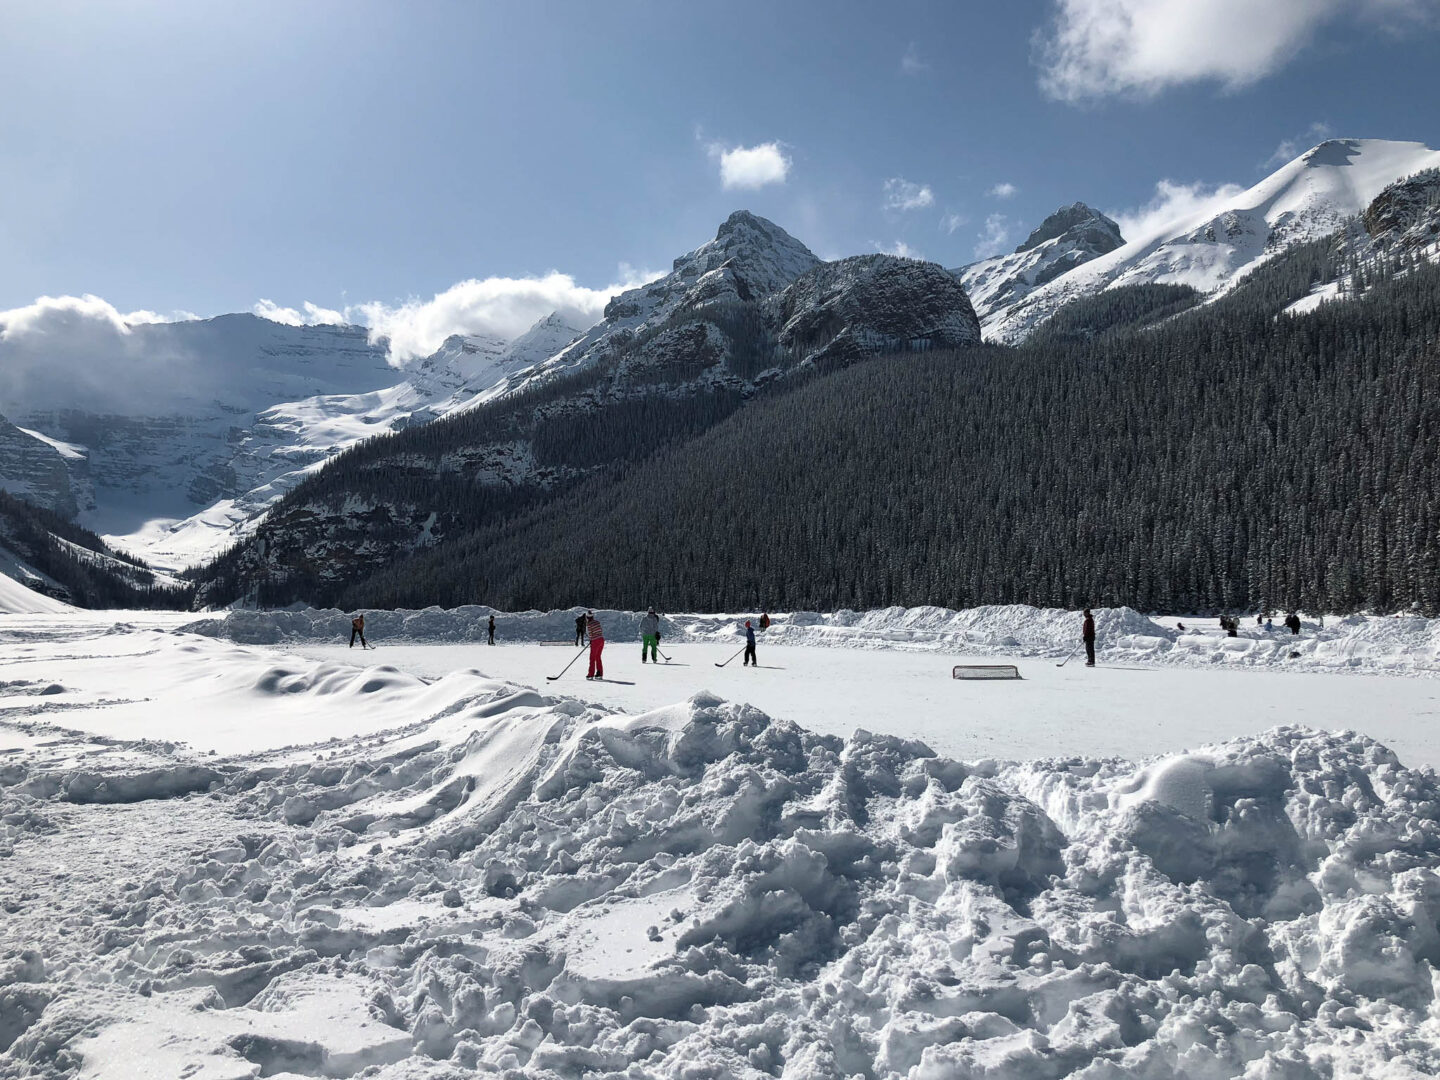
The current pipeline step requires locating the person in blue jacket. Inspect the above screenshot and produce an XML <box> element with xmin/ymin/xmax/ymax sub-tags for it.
<box><xmin>743</xmin><ymin>620</ymin><xmax>757</xmax><ymax>667</ymax></box>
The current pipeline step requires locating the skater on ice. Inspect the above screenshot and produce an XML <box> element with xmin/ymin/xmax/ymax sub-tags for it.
<box><xmin>349</xmin><ymin>613</ymin><xmax>368</xmax><ymax>649</ymax></box>
<box><xmin>574</xmin><ymin>612</ymin><xmax>587</xmax><ymax>647</ymax></box>
<box><xmin>1082</xmin><ymin>608</ymin><xmax>1095</xmax><ymax>667</ymax></box>
<box><xmin>743</xmin><ymin>620</ymin><xmax>758</xmax><ymax>667</ymax></box>
<box><xmin>585</xmin><ymin>611</ymin><xmax>605</xmax><ymax>679</ymax></box>
<box><xmin>488</xmin><ymin>614</ymin><xmax>496</xmax><ymax>645</ymax></box>
<box><xmin>759</xmin><ymin>612</ymin><xmax>771</xmax><ymax>630</ymax></box>
<box><xmin>639</xmin><ymin>607</ymin><xmax>661</xmax><ymax>663</ymax></box>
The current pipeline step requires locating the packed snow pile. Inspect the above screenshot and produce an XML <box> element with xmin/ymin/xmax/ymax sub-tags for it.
<box><xmin>6</xmin><ymin>661</ymin><xmax>1440</xmax><ymax>1077</ymax></box>
<box><xmin>184</xmin><ymin>602</ymin><xmax>1440</xmax><ymax>676</ymax></box>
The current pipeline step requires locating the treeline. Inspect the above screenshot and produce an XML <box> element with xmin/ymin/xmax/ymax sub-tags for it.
<box><xmin>333</xmin><ymin>250</ymin><xmax>1440</xmax><ymax>616</ymax></box>
<box><xmin>0</xmin><ymin>491</ymin><xmax>192</xmax><ymax>609</ymax></box>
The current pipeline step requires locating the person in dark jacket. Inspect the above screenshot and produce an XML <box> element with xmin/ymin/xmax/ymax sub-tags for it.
<box><xmin>743</xmin><ymin>621</ymin><xmax>757</xmax><ymax>667</ymax></box>
<box><xmin>585</xmin><ymin>612</ymin><xmax>605</xmax><ymax>679</ymax></box>
<box><xmin>349</xmin><ymin>613</ymin><xmax>367</xmax><ymax>649</ymax></box>
<box><xmin>488</xmin><ymin>614</ymin><xmax>496</xmax><ymax>646</ymax></box>
<box><xmin>1082</xmin><ymin>609</ymin><xmax>1096</xmax><ymax>667</ymax></box>
<box><xmin>759</xmin><ymin>612</ymin><xmax>771</xmax><ymax>631</ymax></box>
<box><xmin>575</xmin><ymin>613</ymin><xmax>587</xmax><ymax>647</ymax></box>
<box><xmin>1286</xmin><ymin>613</ymin><xmax>1301</xmax><ymax>635</ymax></box>
<box><xmin>639</xmin><ymin>608</ymin><xmax>661</xmax><ymax>663</ymax></box>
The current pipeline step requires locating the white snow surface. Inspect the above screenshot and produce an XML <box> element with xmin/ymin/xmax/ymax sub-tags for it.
<box><xmin>5</xmin><ymin>607</ymin><xmax>1440</xmax><ymax>1076</ymax></box>
<box><xmin>986</xmin><ymin>139</ymin><xmax>1440</xmax><ymax>343</ymax></box>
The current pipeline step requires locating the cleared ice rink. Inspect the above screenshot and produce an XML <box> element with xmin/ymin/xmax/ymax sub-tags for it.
<box><xmin>290</xmin><ymin>638</ymin><xmax>1440</xmax><ymax>767</ymax></box>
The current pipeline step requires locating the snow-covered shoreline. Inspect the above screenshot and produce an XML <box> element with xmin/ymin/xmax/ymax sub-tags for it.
<box><xmin>184</xmin><ymin>602</ymin><xmax>1440</xmax><ymax>678</ymax></box>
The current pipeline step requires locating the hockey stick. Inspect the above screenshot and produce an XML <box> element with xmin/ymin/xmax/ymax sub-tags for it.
<box><xmin>546</xmin><ymin>646</ymin><xmax>588</xmax><ymax>681</ymax></box>
<box><xmin>1056</xmin><ymin>646</ymin><xmax>1079</xmax><ymax>668</ymax></box>
<box><xmin>715</xmin><ymin>645</ymin><xmax>747</xmax><ymax>668</ymax></box>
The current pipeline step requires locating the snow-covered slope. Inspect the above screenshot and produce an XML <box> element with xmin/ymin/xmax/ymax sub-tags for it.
<box><xmin>987</xmin><ymin>139</ymin><xmax>1440</xmax><ymax>342</ymax></box>
<box><xmin>0</xmin><ymin>566</ymin><xmax>71</xmax><ymax>613</ymax></box>
<box><xmin>956</xmin><ymin>202</ymin><xmax>1124</xmax><ymax>325</ymax></box>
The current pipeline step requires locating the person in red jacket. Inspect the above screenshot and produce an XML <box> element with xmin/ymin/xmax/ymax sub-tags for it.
<box><xmin>1082</xmin><ymin>608</ymin><xmax>1096</xmax><ymax>667</ymax></box>
<box><xmin>584</xmin><ymin>611</ymin><xmax>605</xmax><ymax>679</ymax></box>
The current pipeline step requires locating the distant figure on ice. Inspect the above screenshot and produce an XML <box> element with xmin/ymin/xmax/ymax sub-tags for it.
<box><xmin>585</xmin><ymin>612</ymin><xmax>605</xmax><ymax>679</ymax></box>
<box><xmin>488</xmin><ymin>614</ymin><xmax>496</xmax><ymax>646</ymax></box>
<box><xmin>1257</xmin><ymin>613</ymin><xmax>1264</xmax><ymax>626</ymax></box>
<box><xmin>1286</xmin><ymin>613</ymin><xmax>1302</xmax><ymax>635</ymax></box>
<box><xmin>639</xmin><ymin>607</ymin><xmax>661</xmax><ymax>663</ymax></box>
<box><xmin>349</xmin><ymin>613</ymin><xmax>367</xmax><ymax>649</ymax></box>
<box><xmin>1082</xmin><ymin>609</ymin><xmax>1096</xmax><ymax>667</ymax></box>
<box><xmin>575</xmin><ymin>613</ymin><xmax>587</xmax><ymax>647</ymax></box>
<box><xmin>743</xmin><ymin>620</ymin><xmax>757</xmax><ymax>666</ymax></box>
<box><xmin>1265</xmin><ymin>617</ymin><xmax>1274</xmax><ymax>631</ymax></box>
<box><xmin>759</xmin><ymin>612</ymin><xmax>771</xmax><ymax>631</ymax></box>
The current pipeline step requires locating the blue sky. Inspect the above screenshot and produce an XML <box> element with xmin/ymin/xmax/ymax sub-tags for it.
<box><xmin>1</xmin><ymin>0</ymin><xmax>1437</xmax><ymax>356</ymax></box>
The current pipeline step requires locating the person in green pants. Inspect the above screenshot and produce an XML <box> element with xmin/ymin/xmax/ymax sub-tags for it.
<box><xmin>640</xmin><ymin>607</ymin><xmax>661</xmax><ymax>663</ymax></box>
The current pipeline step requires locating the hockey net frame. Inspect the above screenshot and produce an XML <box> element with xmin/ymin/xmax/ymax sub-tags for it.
<box><xmin>952</xmin><ymin>664</ymin><xmax>1021</xmax><ymax>680</ymax></box>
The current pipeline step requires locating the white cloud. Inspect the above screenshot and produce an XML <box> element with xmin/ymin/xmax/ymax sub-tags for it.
<box><xmin>253</xmin><ymin>299</ymin><xmax>346</xmax><ymax>327</ymax></box>
<box><xmin>900</xmin><ymin>42</ymin><xmax>929</xmax><ymax>75</ymax></box>
<box><xmin>941</xmin><ymin>212</ymin><xmax>970</xmax><ymax>235</ymax></box>
<box><xmin>710</xmin><ymin>142</ymin><xmax>791</xmax><ymax>190</ymax></box>
<box><xmin>0</xmin><ymin>293</ymin><xmax>197</xmax><ymax>340</ymax></box>
<box><xmin>883</xmin><ymin>177</ymin><xmax>936</xmax><ymax>212</ymax></box>
<box><xmin>875</xmin><ymin>239</ymin><xmax>924</xmax><ymax>259</ymax></box>
<box><xmin>1110</xmin><ymin>177</ymin><xmax>1246</xmax><ymax>243</ymax></box>
<box><xmin>353</xmin><ymin>266</ymin><xmax>658</xmax><ymax>365</ymax></box>
<box><xmin>973</xmin><ymin>214</ymin><xmax>1013</xmax><ymax>260</ymax></box>
<box><xmin>1264</xmin><ymin>121</ymin><xmax>1335</xmax><ymax>168</ymax></box>
<box><xmin>1034</xmin><ymin>0</ymin><xmax>1415</xmax><ymax>101</ymax></box>
<box><xmin>988</xmin><ymin>182</ymin><xmax>1019</xmax><ymax>199</ymax></box>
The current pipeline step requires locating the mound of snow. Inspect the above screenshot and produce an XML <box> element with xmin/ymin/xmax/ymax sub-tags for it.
<box><xmin>7</xmin><ymin>668</ymin><xmax>1440</xmax><ymax>1077</ymax></box>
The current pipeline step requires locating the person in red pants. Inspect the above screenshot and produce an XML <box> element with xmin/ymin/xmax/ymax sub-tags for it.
<box><xmin>584</xmin><ymin>611</ymin><xmax>605</xmax><ymax>679</ymax></box>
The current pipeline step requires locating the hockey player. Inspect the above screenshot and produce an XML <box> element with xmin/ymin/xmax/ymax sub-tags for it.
<box><xmin>488</xmin><ymin>614</ymin><xmax>496</xmax><ymax>646</ymax></box>
<box><xmin>575</xmin><ymin>613</ymin><xmax>587</xmax><ymax>647</ymax></box>
<box><xmin>1082</xmin><ymin>609</ymin><xmax>1095</xmax><ymax>667</ymax></box>
<box><xmin>349</xmin><ymin>613</ymin><xmax>368</xmax><ymax>649</ymax></box>
<box><xmin>585</xmin><ymin>612</ymin><xmax>605</xmax><ymax>679</ymax></box>
<box><xmin>639</xmin><ymin>607</ymin><xmax>661</xmax><ymax>663</ymax></box>
<box><xmin>759</xmin><ymin>612</ymin><xmax>771</xmax><ymax>631</ymax></box>
<box><xmin>743</xmin><ymin>621</ymin><xmax>757</xmax><ymax>667</ymax></box>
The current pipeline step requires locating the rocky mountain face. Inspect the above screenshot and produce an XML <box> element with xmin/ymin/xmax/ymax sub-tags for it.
<box><xmin>0</xmin><ymin>418</ymin><xmax>86</xmax><ymax>518</ymax></box>
<box><xmin>1361</xmin><ymin>167</ymin><xmax>1440</xmax><ymax>254</ymax></box>
<box><xmin>956</xmin><ymin>203</ymin><xmax>1123</xmax><ymax>326</ymax></box>
<box><xmin>196</xmin><ymin>216</ymin><xmax>983</xmax><ymax>607</ymax></box>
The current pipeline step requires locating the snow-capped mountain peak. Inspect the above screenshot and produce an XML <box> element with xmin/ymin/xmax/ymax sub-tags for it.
<box><xmin>957</xmin><ymin>202</ymin><xmax>1124</xmax><ymax>324</ymax></box>
<box><xmin>985</xmin><ymin>138</ymin><xmax>1440</xmax><ymax>342</ymax></box>
<box><xmin>531</xmin><ymin>211</ymin><xmax>822</xmax><ymax>383</ymax></box>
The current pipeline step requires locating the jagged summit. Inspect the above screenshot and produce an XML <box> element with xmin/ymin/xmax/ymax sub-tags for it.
<box><xmin>957</xmin><ymin>201</ymin><xmax>1126</xmax><ymax>325</ymax></box>
<box><xmin>1014</xmin><ymin>203</ymin><xmax>1123</xmax><ymax>256</ymax></box>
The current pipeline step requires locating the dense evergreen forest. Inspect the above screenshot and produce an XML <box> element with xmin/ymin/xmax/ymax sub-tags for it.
<box><xmin>329</xmin><ymin>249</ymin><xmax>1440</xmax><ymax>616</ymax></box>
<box><xmin>0</xmin><ymin>491</ymin><xmax>192</xmax><ymax>609</ymax></box>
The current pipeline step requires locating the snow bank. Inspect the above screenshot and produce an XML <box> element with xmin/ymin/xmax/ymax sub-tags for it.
<box><xmin>186</xmin><ymin>602</ymin><xmax>1440</xmax><ymax>675</ymax></box>
<box><xmin>6</xmin><ymin>667</ymin><xmax>1440</xmax><ymax>1076</ymax></box>
<box><xmin>183</xmin><ymin>602</ymin><xmax>1173</xmax><ymax>652</ymax></box>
